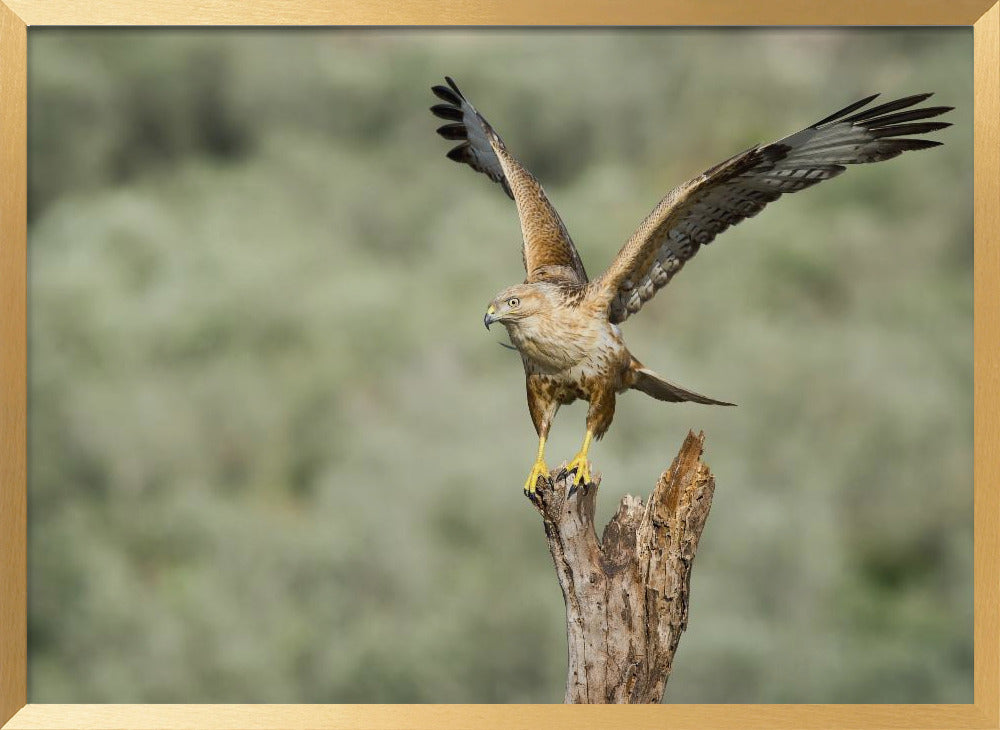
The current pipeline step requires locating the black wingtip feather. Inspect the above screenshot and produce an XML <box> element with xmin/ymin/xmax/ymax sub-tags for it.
<box><xmin>806</xmin><ymin>93</ymin><xmax>952</xmax><ymax>161</ymax></box>
<box><xmin>444</xmin><ymin>76</ymin><xmax>465</xmax><ymax>99</ymax></box>
<box><xmin>431</xmin><ymin>84</ymin><xmax>461</xmax><ymax>105</ymax></box>
<box><xmin>445</xmin><ymin>144</ymin><xmax>465</xmax><ymax>162</ymax></box>
<box><xmin>869</xmin><ymin>121</ymin><xmax>952</xmax><ymax>138</ymax></box>
<box><xmin>431</xmin><ymin>77</ymin><xmax>515</xmax><ymax>201</ymax></box>
<box><xmin>863</xmin><ymin>105</ymin><xmax>954</xmax><ymax>129</ymax></box>
<box><xmin>430</xmin><ymin>103</ymin><xmax>464</xmax><ymax>121</ymax></box>
<box><xmin>840</xmin><ymin>92</ymin><xmax>936</xmax><ymax>125</ymax></box>
<box><xmin>891</xmin><ymin>139</ymin><xmax>944</xmax><ymax>151</ymax></box>
<box><xmin>813</xmin><ymin>93</ymin><xmax>880</xmax><ymax>127</ymax></box>
<box><xmin>436</xmin><ymin>123</ymin><xmax>468</xmax><ymax>140</ymax></box>
<box><xmin>859</xmin><ymin>138</ymin><xmax>943</xmax><ymax>162</ymax></box>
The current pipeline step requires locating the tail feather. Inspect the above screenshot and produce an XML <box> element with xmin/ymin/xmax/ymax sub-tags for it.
<box><xmin>631</xmin><ymin>367</ymin><xmax>735</xmax><ymax>407</ymax></box>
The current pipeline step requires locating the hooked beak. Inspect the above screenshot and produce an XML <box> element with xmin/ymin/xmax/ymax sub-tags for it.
<box><xmin>484</xmin><ymin>306</ymin><xmax>496</xmax><ymax>330</ymax></box>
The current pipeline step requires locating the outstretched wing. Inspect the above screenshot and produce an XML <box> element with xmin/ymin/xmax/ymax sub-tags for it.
<box><xmin>431</xmin><ymin>77</ymin><xmax>588</xmax><ymax>285</ymax></box>
<box><xmin>597</xmin><ymin>93</ymin><xmax>953</xmax><ymax>323</ymax></box>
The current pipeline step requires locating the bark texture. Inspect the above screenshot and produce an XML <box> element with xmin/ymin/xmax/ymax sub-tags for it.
<box><xmin>529</xmin><ymin>430</ymin><xmax>715</xmax><ymax>704</ymax></box>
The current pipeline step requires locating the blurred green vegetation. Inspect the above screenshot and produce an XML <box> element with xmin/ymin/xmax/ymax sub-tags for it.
<box><xmin>27</xmin><ymin>28</ymin><xmax>972</xmax><ymax>703</ymax></box>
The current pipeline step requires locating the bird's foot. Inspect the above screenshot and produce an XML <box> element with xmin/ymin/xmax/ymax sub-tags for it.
<box><xmin>523</xmin><ymin>458</ymin><xmax>550</xmax><ymax>497</ymax></box>
<box><xmin>565</xmin><ymin>452</ymin><xmax>592</xmax><ymax>489</ymax></box>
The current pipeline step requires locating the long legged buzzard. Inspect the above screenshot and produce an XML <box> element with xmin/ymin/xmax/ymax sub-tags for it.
<box><xmin>431</xmin><ymin>77</ymin><xmax>952</xmax><ymax>494</ymax></box>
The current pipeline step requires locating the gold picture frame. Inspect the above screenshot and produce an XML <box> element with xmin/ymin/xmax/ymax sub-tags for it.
<box><xmin>1</xmin><ymin>2</ymin><xmax>997</xmax><ymax>727</ymax></box>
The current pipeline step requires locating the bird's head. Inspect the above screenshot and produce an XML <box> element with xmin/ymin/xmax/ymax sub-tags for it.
<box><xmin>483</xmin><ymin>284</ymin><xmax>545</xmax><ymax>331</ymax></box>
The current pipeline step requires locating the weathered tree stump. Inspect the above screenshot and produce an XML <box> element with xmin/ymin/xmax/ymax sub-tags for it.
<box><xmin>528</xmin><ymin>430</ymin><xmax>716</xmax><ymax>704</ymax></box>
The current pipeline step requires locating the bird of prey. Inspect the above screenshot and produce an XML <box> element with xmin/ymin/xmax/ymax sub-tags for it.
<box><xmin>430</xmin><ymin>76</ymin><xmax>951</xmax><ymax>495</ymax></box>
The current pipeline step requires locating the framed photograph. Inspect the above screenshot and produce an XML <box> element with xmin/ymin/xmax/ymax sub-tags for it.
<box><xmin>1</xmin><ymin>1</ymin><xmax>997</xmax><ymax>728</ymax></box>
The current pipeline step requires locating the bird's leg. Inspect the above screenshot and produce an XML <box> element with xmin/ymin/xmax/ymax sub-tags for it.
<box><xmin>565</xmin><ymin>430</ymin><xmax>594</xmax><ymax>487</ymax></box>
<box><xmin>523</xmin><ymin>434</ymin><xmax>549</xmax><ymax>495</ymax></box>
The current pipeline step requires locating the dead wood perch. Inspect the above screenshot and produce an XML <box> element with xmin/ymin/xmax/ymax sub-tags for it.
<box><xmin>529</xmin><ymin>430</ymin><xmax>716</xmax><ymax>704</ymax></box>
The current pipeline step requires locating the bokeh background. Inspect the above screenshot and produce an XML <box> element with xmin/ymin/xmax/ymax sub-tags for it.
<box><xmin>27</xmin><ymin>28</ymin><xmax>972</xmax><ymax>703</ymax></box>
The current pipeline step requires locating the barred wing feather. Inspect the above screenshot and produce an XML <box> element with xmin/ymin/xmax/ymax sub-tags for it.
<box><xmin>598</xmin><ymin>93</ymin><xmax>952</xmax><ymax>323</ymax></box>
<box><xmin>431</xmin><ymin>77</ymin><xmax>588</xmax><ymax>285</ymax></box>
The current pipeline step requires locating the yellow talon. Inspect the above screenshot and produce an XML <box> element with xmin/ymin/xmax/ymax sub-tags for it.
<box><xmin>566</xmin><ymin>430</ymin><xmax>594</xmax><ymax>487</ymax></box>
<box><xmin>524</xmin><ymin>435</ymin><xmax>549</xmax><ymax>494</ymax></box>
<box><xmin>524</xmin><ymin>458</ymin><xmax>550</xmax><ymax>494</ymax></box>
<box><xmin>566</xmin><ymin>455</ymin><xmax>591</xmax><ymax>486</ymax></box>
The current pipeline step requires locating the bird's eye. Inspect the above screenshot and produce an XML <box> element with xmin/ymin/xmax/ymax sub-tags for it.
<box><xmin>508</xmin><ymin>297</ymin><xmax>520</xmax><ymax>308</ymax></box>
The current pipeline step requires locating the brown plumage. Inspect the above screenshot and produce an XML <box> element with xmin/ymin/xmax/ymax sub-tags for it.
<box><xmin>431</xmin><ymin>77</ymin><xmax>952</xmax><ymax>493</ymax></box>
